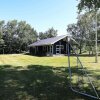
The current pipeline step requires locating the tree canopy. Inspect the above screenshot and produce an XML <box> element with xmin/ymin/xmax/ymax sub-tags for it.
<box><xmin>67</xmin><ymin>11</ymin><xmax>100</xmax><ymax>54</ymax></box>
<box><xmin>39</xmin><ymin>27</ymin><xmax>57</xmax><ymax>40</ymax></box>
<box><xmin>78</xmin><ymin>0</ymin><xmax>100</xmax><ymax>12</ymax></box>
<box><xmin>0</xmin><ymin>20</ymin><xmax>38</xmax><ymax>54</ymax></box>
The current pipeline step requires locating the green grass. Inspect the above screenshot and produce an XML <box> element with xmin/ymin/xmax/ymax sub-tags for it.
<box><xmin>0</xmin><ymin>54</ymin><xmax>99</xmax><ymax>100</ymax></box>
<box><xmin>0</xmin><ymin>54</ymin><xmax>100</xmax><ymax>69</ymax></box>
<box><xmin>0</xmin><ymin>54</ymin><xmax>68</xmax><ymax>67</ymax></box>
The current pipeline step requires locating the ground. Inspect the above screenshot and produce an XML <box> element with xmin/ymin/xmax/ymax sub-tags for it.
<box><xmin>0</xmin><ymin>54</ymin><xmax>99</xmax><ymax>100</ymax></box>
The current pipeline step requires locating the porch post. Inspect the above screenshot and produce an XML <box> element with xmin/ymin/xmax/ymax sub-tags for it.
<box><xmin>52</xmin><ymin>45</ymin><xmax>53</xmax><ymax>55</ymax></box>
<box><xmin>47</xmin><ymin>46</ymin><xmax>48</xmax><ymax>52</ymax></box>
<box><xmin>59</xmin><ymin>41</ymin><xmax>61</xmax><ymax>54</ymax></box>
<box><xmin>66</xmin><ymin>44</ymin><xmax>67</xmax><ymax>54</ymax></box>
<box><xmin>37</xmin><ymin>46</ymin><xmax>38</xmax><ymax>52</ymax></box>
<box><xmin>35</xmin><ymin>47</ymin><xmax>36</xmax><ymax>54</ymax></box>
<box><xmin>49</xmin><ymin>45</ymin><xmax>51</xmax><ymax>54</ymax></box>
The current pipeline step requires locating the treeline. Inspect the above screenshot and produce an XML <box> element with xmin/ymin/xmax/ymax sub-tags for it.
<box><xmin>67</xmin><ymin>11</ymin><xmax>100</xmax><ymax>55</ymax></box>
<box><xmin>0</xmin><ymin>20</ymin><xmax>57</xmax><ymax>54</ymax></box>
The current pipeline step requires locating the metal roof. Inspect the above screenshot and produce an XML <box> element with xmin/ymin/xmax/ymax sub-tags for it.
<box><xmin>29</xmin><ymin>35</ymin><xmax>70</xmax><ymax>47</ymax></box>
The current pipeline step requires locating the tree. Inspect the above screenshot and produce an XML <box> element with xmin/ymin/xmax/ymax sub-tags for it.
<box><xmin>17</xmin><ymin>21</ymin><xmax>38</xmax><ymax>52</ymax></box>
<box><xmin>78</xmin><ymin>0</ymin><xmax>100</xmax><ymax>12</ymax></box>
<box><xmin>45</xmin><ymin>27</ymin><xmax>57</xmax><ymax>38</ymax></box>
<box><xmin>67</xmin><ymin>23</ymin><xmax>85</xmax><ymax>54</ymax></box>
<box><xmin>0</xmin><ymin>20</ymin><xmax>5</xmax><ymax>54</ymax></box>
<box><xmin>77</xmin><ymin>0</ymin><xmax>100</xmax><ymax>62</ymax></box>
<box><xmin>5</xmin><ymin>20</ymin><xmax>17</xmax><ymax>53</ymax></box>
<box><xmin>77</xmin><ymin>11</ymin><xmax>96</xmax><ymax>55</ymax></box>
<box><xmin>39</xmin><ymin>32</ymin><xmax>47</xmax><ymax>40</ymax></box>
<box><xmin>0</xmin><ymin>20</ymin><xmax>38</xmax><ymax>54</ymax></box>
<box><xmin>67</xmin><ymin>11</ymin><xmax>100</xmax><ymax>54</ymax></box>
<box><xmin>39</xmin><ymin>27</ymin><xmax>57</xmax><ymax>39</ymax></box>
<box><xmin>0</xmin><ymin>20</ymin><xmax>4</xmax><ymax>40</ymax></box>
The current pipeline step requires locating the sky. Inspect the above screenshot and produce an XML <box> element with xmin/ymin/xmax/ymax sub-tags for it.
<box><xmin>0</xmin><ymin>0</ymin><xmax>78</xmax><ymax>35</ymax></box>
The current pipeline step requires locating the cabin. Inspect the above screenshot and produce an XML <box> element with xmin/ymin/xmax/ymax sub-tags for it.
<box><xmin>28</xmin><ymin>35</ymin><xmax>76</xmax><ymax>56</ymax></box>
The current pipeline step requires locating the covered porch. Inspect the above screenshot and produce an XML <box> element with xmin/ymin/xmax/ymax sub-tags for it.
<box><xmin>29</xmin><ymin>45</ymin><xmax>54</xmax><ymax>56</ymax></box>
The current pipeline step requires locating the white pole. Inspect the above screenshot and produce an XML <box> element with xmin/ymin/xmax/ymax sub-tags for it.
<box><xmin>95</xmin><ymin>11</ymin><xmax>98</xmax><ymax>63</ymax></box>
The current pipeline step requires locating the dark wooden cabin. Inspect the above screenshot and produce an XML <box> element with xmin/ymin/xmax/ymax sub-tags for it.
<box><xmin>28</xmin><ymin>35</ymin><xmax>76</xmax><ymax>56</ymax></box>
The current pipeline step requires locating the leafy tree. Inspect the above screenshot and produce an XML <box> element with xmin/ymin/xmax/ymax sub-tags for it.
<box><xmin>0</xmin><ymin>20</ymin><xmax>4</xmax><ymax>40</ymax></box>
<box><xmin>5</xmin><ymin>20</ymin><xmax>17</xmax><ymax>53</ymax></box>
<box><xmin>39</xmin><ymin>27</ymin><xmax>57</xmax><ymax>39</ymax></box>
<box><xmin>45</xmin><ymin>27</ymin><xmax>57</xmax><ymax>38</ymax></box>
<box><xmin>0</xmin><ymin>20</ymin><xmax>5</xmax><ymax>53</ymax></box>
<box><xmin>0</xmin><ymin>20</ymin><xmax>38</xmax><ymax>54</ymax></box>
<box><xmin>39</xmin><ymin>32</ymin><xmax>46</xmax><ymax>40</ymax></box>
<box><xmin>67</xmin><ymin>23</ymin><xmax>85</xmax><ymax>54</ymax></box>
<box><xmin>78</xmin><ymin>0</ymin><xmax>100</xmax><ymax>12</ymax></box>
<box><xmin>17</xmin><ymin>21</ymin><xmax>38</xmax><ymax>52</ymax></box>
<box><xmin>67</xmin><ymin>11</ymin><xmax>100</xmax><ymax>54</ymax></box>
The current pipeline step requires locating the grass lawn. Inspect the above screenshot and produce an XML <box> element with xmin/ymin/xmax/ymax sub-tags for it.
<box><xmin>0</xmin><ymin>54</ymin><xmax>99</xmax><ymax>100</ymax></box>
<box><xmin>0</xmin><ymin>54</ymin><xmax>100</xmax><ymax>69</ymax></box>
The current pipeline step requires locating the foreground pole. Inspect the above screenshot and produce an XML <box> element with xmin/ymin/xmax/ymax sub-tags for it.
<box><xmin>95</xmin><ymin>11</ymin><xmax>98</xmax><ymax>63</ymax></box>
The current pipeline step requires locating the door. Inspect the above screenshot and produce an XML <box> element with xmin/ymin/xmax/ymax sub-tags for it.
<box><xmin>56</xmin><ymin>45</ymin><xmax>64</xmax><ymax>54</ymax></box>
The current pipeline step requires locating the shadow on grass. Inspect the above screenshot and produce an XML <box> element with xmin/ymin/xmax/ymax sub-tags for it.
<box><xmin>0</xmin><ymin>65</ymin><xmax>99</xmax><ymax>100</ymax></box>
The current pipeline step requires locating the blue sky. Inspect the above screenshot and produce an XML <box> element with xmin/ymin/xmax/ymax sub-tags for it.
<box><xmin>0</xmin><ymin>0</ymin><xmax>78</xmax><ymax>35</ymax></box>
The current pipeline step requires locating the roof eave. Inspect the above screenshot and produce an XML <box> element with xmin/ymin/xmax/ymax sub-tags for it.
<box><xmin>28</xmin><ymin>44</ymin><xmax>52</xmax><ymax>47</ymax></box>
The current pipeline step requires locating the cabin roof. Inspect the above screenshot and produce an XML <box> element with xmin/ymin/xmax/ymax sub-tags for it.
<box><xmin>29</xmin><ymin>35</ymin><xmax>77</xmax><ymax>47</ymax></box>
